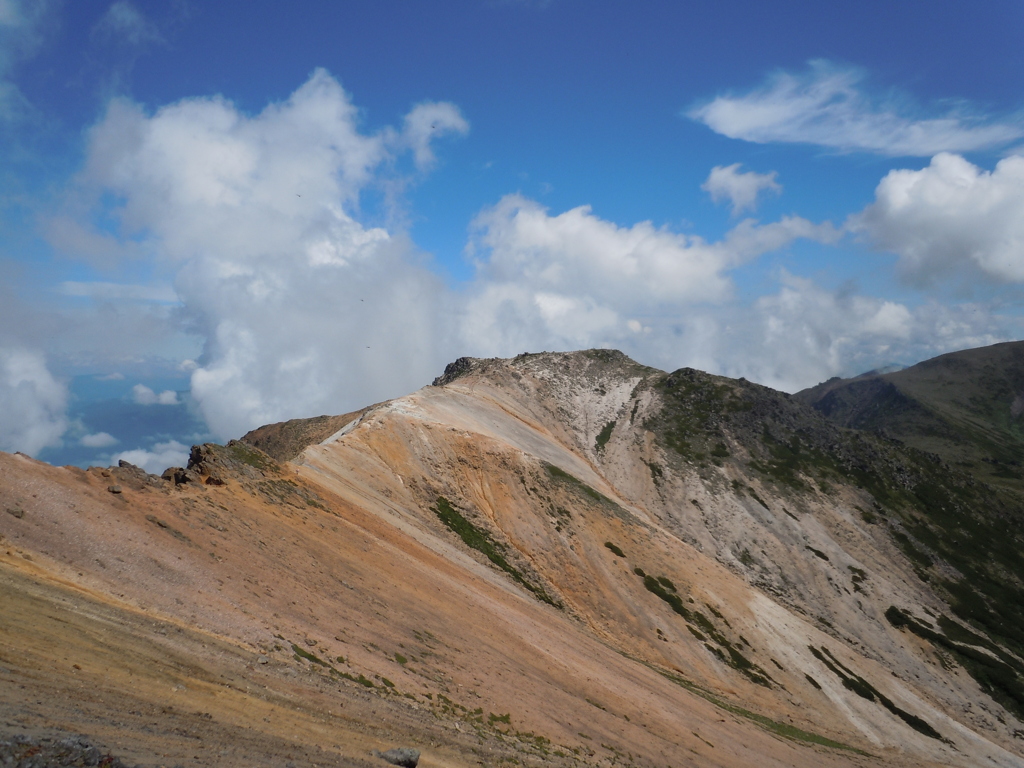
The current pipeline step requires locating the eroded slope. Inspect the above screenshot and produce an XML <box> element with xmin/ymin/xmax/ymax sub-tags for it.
<box><xmin>2</xmin><ymin>349</ymin><xmax>1023</xmax><ymax>768</ymax></box>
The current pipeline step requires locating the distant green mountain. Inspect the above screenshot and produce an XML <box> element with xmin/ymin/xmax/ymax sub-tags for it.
<box><xmin>795</xmin><ymin>340</ymin><xmax>1024</xmax><ymax>490</ymax></box>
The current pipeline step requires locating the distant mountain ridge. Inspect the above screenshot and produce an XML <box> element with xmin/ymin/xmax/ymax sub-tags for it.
<box><xmin>796</xmin><ymin>340</ymin><xmax>1024</xmax><ymax>488</ymax></box>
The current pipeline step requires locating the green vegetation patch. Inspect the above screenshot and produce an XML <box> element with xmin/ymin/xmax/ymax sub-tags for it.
<box><xmin>635</xmin><ymin>568</ymin><xmax>773</xmax><ymax>687</ymax></box>
<box><xmin>661</xmin><ymin>360</ymin><xmax>1024</xmax><ymax>695</ymax></box>
<box><xmin>808</xmin><ymin>645</ymin><xmax>942</xmax><ymax>740</ymax></box>
<box><xmin>885</xmin><ymin>606</ymin><xmax>1024</xmax><ymax>720</ymax></box>
<box><xmin>225</xmin><ymin>439</ymin><xmax>279</xmax><ymax>472</ymax></box>
<box><xmin>595</xmin><ymin>420</ymin><xmax>616</xmax><ymax>452</ymax></box>
<box><xmin>652</xmin><ymin>370</ymin><xmax>749</xmax><ymax>463</ymax></box>
<box><xmin>806</xmin><ymin>546</ymin><xmax>830</xmax><ymax>562</ymax></box>
<box><xmin>288</xmin><ymin>640</ymin><xmax>385</xmax><ymax>692</ymax></box>
<box><xmin>604</xmin><ymin>541</ymin><xmax>625</xmax><ymax>558</ymax></box>
<box><xmin>542</xmin><ymin>462</ymin><xmax>609</xmax><ymax>505</ymax></box>
<box><xmin>848</xmin><ymin>565</ymin><xmax>867</xmax><ymax>592</ymax></box>
<box><xmin>433</xmin><ymin>496</ymin><xmax>560</xmax><ymax>608</ymax></box>
<box><xmin>652</xmin><ymin>666</ymin><xmax>867</xmax><ymax>754</ymax></box>
<box><xmin>292</xmin><ymin>643</ymin><xmax>329</xmax><ymax>667</ymax></box>
<box><xmin>748</xmin><ymin>431</ymin><xmax>833</xmax><ymax>490</ymax></box>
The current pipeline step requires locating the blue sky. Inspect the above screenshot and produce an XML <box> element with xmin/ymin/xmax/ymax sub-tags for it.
<box><xmin>3</xmin><ymin>0</ymin><xmax>1024</xmax><ymax>471</ymax></box>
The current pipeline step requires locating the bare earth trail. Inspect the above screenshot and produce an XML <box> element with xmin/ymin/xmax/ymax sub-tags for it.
<box><xmin>2</xmin><ymin>350</ymin><xmax>1023</xmax><ymax>767</ymax></box>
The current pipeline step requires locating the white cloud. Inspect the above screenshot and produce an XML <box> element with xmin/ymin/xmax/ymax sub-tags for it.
<box><xmin>81</xmin><ymin>431</ymin><xmax>118</xmax><ymax>448</ymax></box>
<box><xmin>0</xmin><ymin>0</ymin><xmax>21</xmax><ymax>25</ymax></box>
<box><xmin>114</xmin><ymin>439</ymin><xmax>189</xmax><ymax>474</ymax></box>
<box><xmin>688</xmin><ymin>61</ymin><xmax>1024</xmax><ymax>156</ymax></box>
<box><xmin>73</xmin><ymin>69</ymin><xmax>465</xmax><ymax>439</ymax></box>
<box><xmin>851</xmin><ymin>152</ymin><xmax>1024</xmax><ymax>285</ymax></box>
<box><xmin>401</xmin><ymin>101</ymin><xmax>470</xmax><ymax>171</ymax></box>
<box><xmin>60</xmin><ymin>281</ymin><xmax>178</xmax><ymax>303</ymax></box>
<box><xmin>0</xmin><ymin>347</ymin><xmax>68</xmax><ymax>456</ymax></box>
<box><xmin>464</xmin><ymin>239</ymin><xmax>1012</xmax><ymax>393</ymax></box>
<box><xmin>0</xmin><ymin>0</ymin><xmax>49</xmax><ymax>122</ymax></box>
<box><xmin>461</xmin><ymin>194</ymin><xmax>837</xmax><ymax>358</ymax></box>
<box><xmin>45</xmin><ymin>216</ymin><xmax>147</xmax><ymax>267</ymax></box>
<box><xmin>702</xmin><ymin>164</ymin><xmax>781</xmax><ymax>215</ymax></box>
<box><xmin>132</xmin><ymin>383</ymin><xmax>179</xmax><ymax>405</ymax></box>
<box><xmin>711</xmin><ymin>275</ymin><xmax>1007</xmax><ymax>392</ymax></box>
<box><xmin>95</xmin><ymin>372</ymin><xmax>125</xmax><ymax>381</ymax></box>
<box><xmin>92</xmin><ymin>1</ymin><xmax>161</xmax><ymax>46</ymax></box>
<box><xmin>81</xmin><ymin>69</ymin><xmax>389</xmax><ymax>259</ymax></box>
<box><xmin>60</xmin><ymin>67</ymin><xmax>1011</xmax><ymax>442</ymax></box>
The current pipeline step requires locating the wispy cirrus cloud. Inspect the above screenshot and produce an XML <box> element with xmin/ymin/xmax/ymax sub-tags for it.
<box><xmin>0</xmin><ymin>0</ymin><xmax>51</xmax><ymax>122</ymax></box>
<box><xmin>688</xmin><ymin>61</ymin><xmax>1024</xmax><ymax>156</ymax></box>
<box><xmin>92</xmin><ymin>1</ymin><xmax>162</xmax><ymax>47</ymax></box>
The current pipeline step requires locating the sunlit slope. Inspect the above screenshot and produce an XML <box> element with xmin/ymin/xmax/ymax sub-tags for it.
<box><xmin>296</xmin><ymin>349</ymin><xmax>1024</xmax><ymax>766</ymax></box>
<box><xmin>2</xmin><ymin>440</ymin><xmax>893</xmax><ymax>768</ymax></box>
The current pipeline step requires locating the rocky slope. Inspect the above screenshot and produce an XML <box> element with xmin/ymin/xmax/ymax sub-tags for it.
<box><xmin>2</xmin><ymin>348</ymin><xmax>1023</xmax><ymax>767</ymax></box>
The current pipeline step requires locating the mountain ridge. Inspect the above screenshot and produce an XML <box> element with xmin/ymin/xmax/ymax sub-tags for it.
<box><xmin>1</xmin><ymin>344</ymin><xmax>1023</xmax><ymax>767</ymax></box>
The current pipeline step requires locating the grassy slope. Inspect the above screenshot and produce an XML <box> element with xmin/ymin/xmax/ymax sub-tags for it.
<box><xmin>239</xmin><ymin>408</ymin><xmax>369</xmax><ymax>461</ymax></box>
<box><xmin>794</xmin><ymin>341</ymin><xmax>1024</xmax><ymax>489</ymax></box>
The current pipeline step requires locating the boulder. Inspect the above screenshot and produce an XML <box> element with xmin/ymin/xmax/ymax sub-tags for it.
<box><xmin>372</xmin><ymin>747</ymin><xmax>420</xmax><ymax>768</ymax></box>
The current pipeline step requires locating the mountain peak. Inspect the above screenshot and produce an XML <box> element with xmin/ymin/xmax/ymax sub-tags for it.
<box><xmin>432</xmin><ymin>348</ymin><xmax>654</xmax><ymax>387</ymax></box>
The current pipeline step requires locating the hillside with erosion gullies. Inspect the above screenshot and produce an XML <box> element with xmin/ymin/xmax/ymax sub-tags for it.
<box><xmin>3</xmin><ymin>346</ymin><xmax>1024</xmax><ymax>768</ymax></box>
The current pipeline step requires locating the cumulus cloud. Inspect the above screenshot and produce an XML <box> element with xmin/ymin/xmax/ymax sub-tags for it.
<box><xmin>702</xmin><ymin>164</ymin><xmax>781</xmax><ymax>215</ymax></box>
<box><xmin>688</xmin><ymin>61</ymin><xmax>1024</xmax><ymax>156</ymax></box>
<box><xmin>132</xmin><ymin>383</ymin><xmax>179</xmax><ymax>405</ymax></box>
<box><xmin>61</xmin><ymin>66</ymin><xmax>1008</xmax><ymax>443</ymax></box>
<box><xmin>114</xmin><ymin>439</ymin><xmax>189</xmax><ymax>474</ymax></box>
<box><xmin>602</xmin><ymin>275</ymin><xmax>1007</xmax><ymax>394</ymax></box>
<box><xmin>730</xmin><ymin>275</ymin><xmax>1007</xmax><ymax>391</ymax></box>
<box><xmin>73</xmin><ymin>69</ymin><xmax>465</xmax><ymax>439</ymax></box>
<box><xmin>0</xmin><ymin>347</ymin><xmax>68</xmax><ymax>456</ymax></box>
<box><xmin>460</xmin><ymin>197</ymin><xmax>1010</xmax><ymax>390</ymax></box>
<box><xmin>461</xmin><ymin>194</ymin><xmax>838</xmax><ymax>358</ymax></box>
<box><xmin>851</xmin><ymin>152</ymin><xmax>1024</xmax><ymax>285</ymax></box>
<box><xmin>81</xmin><ymin>431</ymin><xmax>118</xmax><ymax>448</ymax></box>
